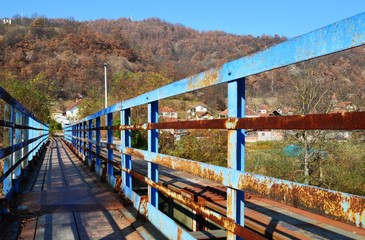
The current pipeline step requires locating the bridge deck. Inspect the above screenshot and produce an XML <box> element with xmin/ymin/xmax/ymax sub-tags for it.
<box><xmin>132</xmin><ymin>160</ymin><xmax>365</xmax><ymax>239</ymax></box>
<box><xmin>18</xmin><ymin>138</ymin><xmax>165</xmax><ymax>240</ymax></box>
<box><xmin>14</xmin><ymin>138</ymin><xmax>365</xmax><ymax>239</ymax></box>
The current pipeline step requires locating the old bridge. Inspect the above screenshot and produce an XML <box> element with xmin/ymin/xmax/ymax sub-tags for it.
<box><xmin>1</xmin><ymin>12</ymin><xmax>365</xmax><ymax>240</ymax></box>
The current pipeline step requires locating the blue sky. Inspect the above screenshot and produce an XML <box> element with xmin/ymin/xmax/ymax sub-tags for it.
<box><xmin>1</xmin><ymin>0</ymin><xmax>364</xmax><ymax>38</ymax></box>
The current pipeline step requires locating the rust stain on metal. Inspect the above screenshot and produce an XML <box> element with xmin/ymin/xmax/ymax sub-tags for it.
<box><xmin>155</xmin><ymin>154</ymin><xmax>173</xmax><ymax>169</ymax></box>
<box><xmin>151</xmin><ymin>153</ymin><xmax>224</xmax><ymax>184</ymax></box>
<box><xmin>121</xmin><ymin>166</ymin><xmax>264</xmax><ymax>239</ymax></box>
<box><xmin>138</xmin><ymin>195</ymin><xmax>149</xmax><ymax>218</ymax></box>
<box><xmin>225</xmin><ymin>117</ymin><xmax>238</xmax><ymax>129</ymax></box>
<box><xmin>177</xmin><ymin>228</ymin><xmax>183</xmax><ymax>240</ymax></box>
<box><xmin>237</xmin><ymin>174</ymin><xmax>365</xmax><ymax>228</ymax></box>
<box><xmin>188</xmin><ymin>68</ymin><xmax>221</xmax><ymax>90</ymax></box>
<box><xmin>125</xmin><ymin>148</ymin><xmax>145</xmax><ymax>160</ymax></box>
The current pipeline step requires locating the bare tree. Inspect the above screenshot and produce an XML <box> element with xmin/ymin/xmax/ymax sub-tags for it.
<box><xmin>287</xmin><ymin>61</ymin><xmax>333</xmax><ymax>185</ymax></box>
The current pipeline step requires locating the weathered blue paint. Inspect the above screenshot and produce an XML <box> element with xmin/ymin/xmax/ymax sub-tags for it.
<box><xmin>148</xmin><ymin>101</ymin><xmax>159</xmax><ymax>207</ymax></box>
<box><xmin>75</xmin><ymin>12</ymin><xmax>365</xmax><ymax>124</ymax></box>
<box><xmin>0</xmin><ymin>87</ymin><xmax>49</xmax><ymax>202</ymax></box>
<box><xmin>107</xmin><ymin>113</ymin><xmax>114</xmax><ymax>183</ymax></box>
<box><xmin>147</xmin><ymin>203</ymin><xmax>196</xmax><ymax>240</ymax></box>
<box><xmin>88</xmin><ymin>120</ymin><xmax>93</xmax><ymax>166</ymax></box>
<box><xmin>95</xmin><ymin>117</ymin><xmax>101</xmax><ymax>173</ymax></box>
<box><xmin>65</xmin><ymin>12</ymin><xmax>365</xmax><ymax>237</ymax></box>
<box><xmin>227</xmin><ymin>78</ymin><xmax>246</xmax><ymax>239</ymax></box>
<box><xmin>121</xmin><ymin>109</ymin><xmax>132</xmax><ymax>188</ymax></box>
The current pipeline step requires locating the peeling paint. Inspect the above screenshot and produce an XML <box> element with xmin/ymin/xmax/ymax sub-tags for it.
<box><xmin>188</xmin><ymin>68</ymin><xmax>222</xmax><ymax>90</ymax></box>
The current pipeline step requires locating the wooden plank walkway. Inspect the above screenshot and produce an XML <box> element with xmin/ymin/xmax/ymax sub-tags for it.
<box><xmin>131</xmin><ymin>159</ymin><xmax>365</xmax><ymax>239</ymax></box>
<box><xmin>12</xmin><ymin>137</ymin><xmax>365</xmax><ymax>239</ymax></box>
<box><xmin>18</xmin><ymin>138</ymin><xmax>165</xmax><ymax>240</ymax></box>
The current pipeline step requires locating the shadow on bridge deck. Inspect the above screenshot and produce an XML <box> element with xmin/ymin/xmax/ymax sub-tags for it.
<box><xmin>14</xmin><ymin>138</ymin><xmax>166</xmax><ymax>240</ymax></box>
<box><xmin>4</xmin><ymin>137</ymin><xmax>365</xmax><ymax>240</ymax></box>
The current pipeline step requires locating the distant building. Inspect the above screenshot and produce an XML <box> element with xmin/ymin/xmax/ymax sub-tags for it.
<box><xmin>65</xmin><ymin>99</ymin><xmax>82</xmax><ymax>122</ymax></box>
<box><xmin>160</xmin><ymin>106</ymin><xmax>178</xmax><ymax>121</ymax></box>
<box><xmin>218</xmin><ymin>107</ymin><xmax>259</xmax><ymax>118</ymax></box>
<box><xmin>256</xmin><ymin>104</ymin><xmax>270</xmax><ymax>116</ymax></box>
<box><xmin>3</xmin><ymin>18</ymin><xmax>11</xmax><ymax>25</ymax></box>
<box><xmin>187</xmin><ymin>104</ymin><xmax>213</xmax><ymax>120</ymax></box>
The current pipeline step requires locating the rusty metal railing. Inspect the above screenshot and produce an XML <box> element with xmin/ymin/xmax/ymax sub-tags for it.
<box><xmin>64</xmin><ymin>12</ymin><xmax>365</xmax><ymax>239</ymax></box>
<box><xmin>0</xmin><ymin>87</ymin><xmax>49</xmax><ymax>213</ymax></box>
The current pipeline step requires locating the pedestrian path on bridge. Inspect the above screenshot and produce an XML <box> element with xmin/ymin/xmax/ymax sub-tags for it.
<box><xmin>17</xmin><ymin>138</ymin><xmax>166</xmax><ymax>240</ymax></box>
<box><xmin>9</xmin><ymin>137</ymin><xmax>365</xmax><ymax>240</ymax></box>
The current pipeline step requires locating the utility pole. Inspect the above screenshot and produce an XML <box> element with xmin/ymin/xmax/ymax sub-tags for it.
<box><xmin>104</xmin><ymin>63</ymin><xmax>108</xmax><ymax>109</ymax></box>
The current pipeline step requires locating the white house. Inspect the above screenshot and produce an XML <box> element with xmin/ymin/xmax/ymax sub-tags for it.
<box><xmin>65</xmin><ymin>99</ymin><xmax>82</xmax><ymax>122</ymax></box>
<box><xmin>3</xmin><ymin>18</ymin><xmax>11</xmax><ymax>25</ymax></box>
<box><xmin>160</xmin><ymin>106</ymin><xmax>178</xmax><ymax>120</ymax></box>
<box><xmin>187</xmin><ymin>105</ymin><xmax>213</xmax><ymax>120</ymax></box>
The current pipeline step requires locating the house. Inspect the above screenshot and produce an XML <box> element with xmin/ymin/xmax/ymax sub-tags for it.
<box><xmin>65</xmin><ymin>99</ymin><xmax>82</xmax><ymax>122</ymax></box>
<box><xmin>3</xmin><ymin>18</ymin><xmax>11</xmax><ymax>25</ymax></box>
<box><xmin>160</xmin><ymin>106</ymin><xmax>178</xmax><ymax>121</ymax></box>
<box><xmin>257</xmin><ymin>130</ymin><xmax>284</xmax><ymax>141</ymax></box>
<box><xmin>256</xmin><ymin>104</ymin><xmax>270</xmax><ymax>116</ymax></box>
<box><xmin>187</xmin><ymin>105</ymin><xmax>213</xmax><ymax>120</ymax></box>
<box><xmin>219</xmin><ymin>107</ymin><xmax>284</xmax><ymax>142</ymax></box>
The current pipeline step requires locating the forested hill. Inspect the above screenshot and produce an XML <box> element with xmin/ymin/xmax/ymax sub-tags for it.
<box><xmin>1</xmin><ymin>16</ymin><xmax>365</xmax><ymax>119</ymax></box>
<box><xmin>0</xmin><ymin>17</ymin><xmax>284</xmax><ymax>100</ymax></box>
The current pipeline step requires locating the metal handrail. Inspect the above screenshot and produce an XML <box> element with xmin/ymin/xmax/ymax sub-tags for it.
<box><xmin>64</xmin><ymin>12</ymin><xmax>365</xmax><ymax>239</ymax></box>
<box><xmin>0</xmin><ymin>87</ymin><xmax>49</xmax><ymax>203</ymax></box>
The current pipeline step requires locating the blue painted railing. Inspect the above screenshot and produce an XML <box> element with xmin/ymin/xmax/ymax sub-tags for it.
<box><xmin>64</xmin><ymin>12</ymin><xmax>365</xmax><ymax>239</ymax></box>
<box><xmin>0</xmin><ymin>87</ymin><xmax>49</xmax><ymax>206</ymax></box>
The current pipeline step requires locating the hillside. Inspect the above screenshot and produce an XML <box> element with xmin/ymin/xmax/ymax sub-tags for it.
<box><xmin>0</xmin><ymin>16</ymin><xmax>365</xmax><ymax>117</ymax></box>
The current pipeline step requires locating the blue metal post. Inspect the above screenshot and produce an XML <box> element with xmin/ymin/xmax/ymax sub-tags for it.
<box><xmin>83</xmin><ymin>121</ymin><xmax>87</xmax><ymax>161</ymax></box>
<box><xmin>148</xmin><ymin>101</ymin><xmax>159</xmax><ymax>207</ymax></box>
<box><xmin>29</xmin><ymin>118</ymin><xmax>34</xmax><ymax>160</ymax></box>
<box><xmin>74</xmin><ymin>124</ymin><xmax>76</xmax><ymax>147</ymax></box>
<box><xmin>76</xmin><ymin>123</ymin><xmax>79</xmax><ymax>152</ymax></box>
<box><xmin>107</xmin><ymin>113</ymin><xmax>113</xmax><ymax>183</ymax></box>
<box><xmin>121</xmin><ymin>109</ymin><xmax>132</xmax><ymax>188</ymax></box>
<box><xmin>3</xmin><ymin>104</ymin><xmax>13</xmax><ymax>195</ymax></box>
<box><xmin>25</xmin><ymin>116</ymin><xmax>31</xmax><ymax>167</ymax></box>
<box><xmin>227</xmin><ymin>78</ymin><xmax>245</xmax><ymax>240</ymax></box>
<box><xmin>14</xmin><ymin>110</ymin><xmax>22</xmax><ymax>179</ymax></box>
<box><xmin>78</xmin><ymin>123</ymin><xmax>81</xmax><ymax>155</ymax></box>
<box><xmin>88</xmin><ymin>119</ymin><xmax>93</xmax><ymax>166</ymax></box>
<box><xmin>96</xmin><ymin>117</ymin><xmax>101</xmax><ymax>174</ymax></box>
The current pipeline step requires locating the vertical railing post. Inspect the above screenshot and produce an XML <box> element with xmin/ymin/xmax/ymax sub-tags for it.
<box><xmin>83</xmin><ymin>121</ymin><xmax>87</xmax><ymax>162</ymax></box>
<box><xmin>107</xmin><ymin>113</ymin><xmax>113</xmax><ymax>184</ymax></box>
<box><xmin>29</xmin><ymin>118</ymin><xmax>34</xmax><ymax>161</ymax></box>
<box><xmin>227</xmin><ymin>78</ymin><xmax>245</xmax><ymax>240</ymax></box>
<box><xmin>78</xmin><ymin>123</ymin><xmax>81</xmax><ymax>155</ymax></box>
<box><xmin>148</xmin><ymin>101</ymin><xmax>159</xmax><ymax>207</ymax></box>
<box><xmin>14</xmin><ymin>109</ymin><xmax>22</xmax><ymax>191</ymax></box>
<box><xmin>3</xmin><ymin>104</ymin><xmax>14</xmax><ymax>195</ymax></box>
<box><xmin>75</xmin><ymin>124</ymin><xmax>80</xmax><ymax>152</ymax></box>
<box><xmin>121</xmin><ymin>109</ymin><xmax>132</xmax><ymax>189</ymax></box>
<box><xmin>88</xmin><ymin>119</ymin><xmax>93</xmax><ymax>166</ymax></box>
<box><xmin>96</xmin><ymin>117</ymin><xmax>101</xmax><ymax>175</ymax></box>
<box><xmin>25</xmin><ymin>116</ymin><xmax>31</xmax><ymax>168</ymax></box>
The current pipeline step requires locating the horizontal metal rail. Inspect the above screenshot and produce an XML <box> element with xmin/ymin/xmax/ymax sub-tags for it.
<box><xmin>64</xmin><ymin>12</ymin><xmax>365</xmax><ymax>239</ymax></box>
<box><xmin>0</xmin><ymin>87</ymin><xmax>49</xmax><ymax>203</ymax></box>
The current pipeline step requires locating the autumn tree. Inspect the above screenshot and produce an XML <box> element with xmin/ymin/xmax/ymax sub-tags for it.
<box><xmin>0</xmin><ymin>71</ymin><xmax>52</xmax><ymax>123</ymax></box>
<box><xmin>285</xmin><ymin>61</ymin><xmax>335</xmax><ymax>185</ymax></box>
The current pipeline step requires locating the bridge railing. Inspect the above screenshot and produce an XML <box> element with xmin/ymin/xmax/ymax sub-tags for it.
<box><xmin>0</xmin><ymin>87</ymin><xmax>49</xmax><ymax>205</ymax></box>
<box><xmin>64</xmin><ymin>12</ymin><xmax>365</xmax><ymax>239</ymax></box>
